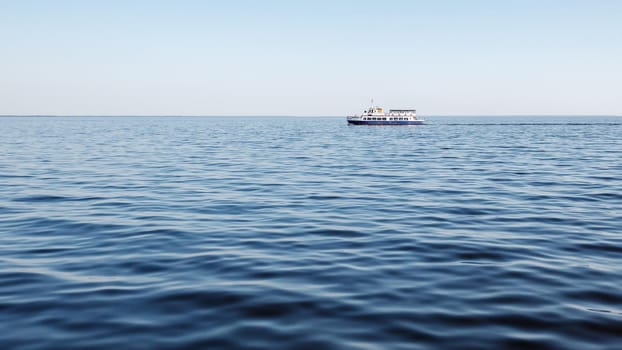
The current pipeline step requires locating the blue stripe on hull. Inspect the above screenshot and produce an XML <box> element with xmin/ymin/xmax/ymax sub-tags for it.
<box><xmin>347</xmin><ymin>120</ymin><xmax>424</xmax><ymax>125</ymax></box>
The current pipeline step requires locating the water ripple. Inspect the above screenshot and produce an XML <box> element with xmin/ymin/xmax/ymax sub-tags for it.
<box><xmin>0</xmin><ymin>116</ymin><xmax>621</xmax><ymax>349</ymax></box>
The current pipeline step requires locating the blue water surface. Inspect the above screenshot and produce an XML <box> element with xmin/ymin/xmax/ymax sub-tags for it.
<box><xmin>1</xmin><ymin>116</ymin><xmax>621</xmax><ymax>349</ymax></box>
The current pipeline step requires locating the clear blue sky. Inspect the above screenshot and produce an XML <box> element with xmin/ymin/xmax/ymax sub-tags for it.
<box><xmin>1</xmin><ymin>0</ymin><xmax>620</xmax><ymax>116</ymax></box>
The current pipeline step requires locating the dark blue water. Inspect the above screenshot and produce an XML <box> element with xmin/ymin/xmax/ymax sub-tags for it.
<box><xmin>1</xmin><ymin>116</ymin><xmax>621</xmax><ymax>349</ymax></box>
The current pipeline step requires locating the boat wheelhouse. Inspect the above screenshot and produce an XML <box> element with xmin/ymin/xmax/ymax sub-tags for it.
<box><xmin>347</xmin><ymin>104</ymin><xmax>424</xmax><ymax>125</ymax></box>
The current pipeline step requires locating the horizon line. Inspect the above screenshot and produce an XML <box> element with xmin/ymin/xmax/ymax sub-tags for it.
<box><xmin>1</xmin><ymin>114</ymin><xmax>621</xmax><ymax>118</ymax></box>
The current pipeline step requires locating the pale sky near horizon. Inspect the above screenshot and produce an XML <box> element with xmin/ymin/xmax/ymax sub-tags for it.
<box><xmin>1</xmin><ymin>0</ymin><xmax>620</xmax><ymax>116</ymax></box>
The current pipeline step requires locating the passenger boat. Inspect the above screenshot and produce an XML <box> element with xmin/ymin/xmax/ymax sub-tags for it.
<box><xmin>347</xmin><ymin>103</ymin><xmax>424</xmax><ymax>125</ymax></box>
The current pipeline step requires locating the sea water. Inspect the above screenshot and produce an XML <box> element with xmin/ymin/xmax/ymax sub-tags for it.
<box><xmin>1</xmin><ymin>116</ymin><xmax>621</xmax><ymax>349</ymax></box>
